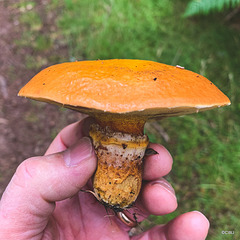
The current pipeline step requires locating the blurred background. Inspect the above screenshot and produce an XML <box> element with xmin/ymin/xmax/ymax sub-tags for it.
<box><xmin>0</xmin><ymin>0</ymin><xmax>239</xmax><ymax>239</ymax></box>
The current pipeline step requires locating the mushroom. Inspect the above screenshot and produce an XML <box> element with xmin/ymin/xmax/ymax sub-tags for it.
<box><xmin>18</xmin><ymin>59</ymin><xmax>230</xmax><ymax>214</ymax></box>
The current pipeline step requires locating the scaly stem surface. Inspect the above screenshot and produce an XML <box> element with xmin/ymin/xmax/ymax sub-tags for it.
<box><xmin>89</xmin><ymin>117</ymin><xmax>148</xmax><ymax>210</ymax></box>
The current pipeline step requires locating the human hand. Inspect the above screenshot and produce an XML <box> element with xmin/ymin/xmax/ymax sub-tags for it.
<box><xmin>0</xmin><ymin>117</ymin><xmax>209</xmax><ymax>239</ymax></box>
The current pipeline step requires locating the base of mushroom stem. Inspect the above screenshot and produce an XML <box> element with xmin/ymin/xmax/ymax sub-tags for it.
<box><xmin>89</xmin><ymin>123</ymin><xmax>149</xmax><ymax>210</ymax></box>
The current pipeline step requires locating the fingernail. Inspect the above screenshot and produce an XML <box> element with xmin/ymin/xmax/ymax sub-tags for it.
<box><xmin>151</xmin><ymin>178</ymin><xmax>176</xmax><ymax>197</ymax></box>
<box><xmin>64</xmin><ymin>137</ymin><xmax>94</xmax><ymax>167</ymax></box>
<box><xmin>192</xmin><ymin>211</ymin><xmax>210</xmax><ymax>227</ymax></box>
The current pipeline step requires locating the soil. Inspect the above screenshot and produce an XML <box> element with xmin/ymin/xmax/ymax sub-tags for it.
<box><xmin>0</xmin><ymin>1</ymin><xmax>80</xmax><ymax>196</ymax></box>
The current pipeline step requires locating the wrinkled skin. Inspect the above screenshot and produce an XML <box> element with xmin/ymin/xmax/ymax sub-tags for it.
<box><xmin>0</xmin><ymin>117</ymin><xmax>209</xmax><ymax>239</ymax></box>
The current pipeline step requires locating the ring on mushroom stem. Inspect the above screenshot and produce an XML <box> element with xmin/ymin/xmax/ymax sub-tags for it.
<box><xmin>18</xmin><ymin>59</ymin><xmax>231</xmax><ymax>221</ymax></box>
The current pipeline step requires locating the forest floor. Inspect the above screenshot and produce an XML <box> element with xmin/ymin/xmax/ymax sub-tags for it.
<box><xmin>0</xmin><ymin>1</ymin><xmax>78</xmax><ymax>195</ymax></box>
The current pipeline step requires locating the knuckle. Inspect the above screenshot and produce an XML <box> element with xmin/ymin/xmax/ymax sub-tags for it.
<box><xmin>13</xmin><ymin>157</ymin><xmax>39</xmax><ymax>188</ymax></box>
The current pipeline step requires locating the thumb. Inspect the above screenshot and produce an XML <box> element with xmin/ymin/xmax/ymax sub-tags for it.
<box><xmin>0</xmin><ymin>137</ymin><xmax>96</xmax><ymax>239</ymax></box>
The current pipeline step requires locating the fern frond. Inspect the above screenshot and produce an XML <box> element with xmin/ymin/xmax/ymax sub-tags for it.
<box><xmin>183</xmin><ymin>0</ymin><xmax>240</xmax><ymax>17</ymax></box>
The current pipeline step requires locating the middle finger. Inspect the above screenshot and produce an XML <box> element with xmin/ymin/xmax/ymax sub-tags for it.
<box><xmin>143</xmin><ymin>143</ymin><xmax>173</xmax><ymax>181</ymax></box>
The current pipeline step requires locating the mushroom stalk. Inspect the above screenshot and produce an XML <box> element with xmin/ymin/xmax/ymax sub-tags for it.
<box><xmin>89</xmin><ymin>122</ymin><xmax>149</xmax><ymax>211</ymax></box>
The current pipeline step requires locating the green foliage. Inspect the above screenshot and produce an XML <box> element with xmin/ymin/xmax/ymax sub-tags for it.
<box><xmin>58</xmin><ymin>0</ymin><xmax>173</xmax><ymax>60</ymax></box>
<box><xmin>13</xmin><ymin>0</ymin><xmax>56</xmax><ymax>68</ymax></box>
<box><xmin>19</xmin><ymin>10</ymin><xmax>42</xmax><ymax>31</ymax></box>
<box><xmin>34</xmin><ymin>35</ymin><xmax>52</xmax><ymax>51</ymax></box>
<box><xmin>184</xmin><ymin>0</ymin><xmax>240</xmax><ymax>17</ymax></box>
<box><xmin>12</xmin><ymin>1</ymin><xmax>36</xmax><ymax>10</ymax></box>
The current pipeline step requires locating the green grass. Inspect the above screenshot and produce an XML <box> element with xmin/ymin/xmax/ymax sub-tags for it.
<box><xmin>58</xmin><ymin>0</ymin><xmax>173</xmax><ymax>60</ymax></box>
<box><xmin>183</xmin><ymin>0</ymin><xmax>240</xmax><ymax>17</ymax></box>
<box><xmin>15</xmin><ymin>0</ymin><xmax>240</xmax><ymax>239</ymax></box>
<box><xmin>14</xmin><ymin>1</ymin><xmax>56</xmax><ymax>69</ymax></box>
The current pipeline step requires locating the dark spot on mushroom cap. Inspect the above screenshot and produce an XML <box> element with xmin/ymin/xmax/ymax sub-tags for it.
<box><xmin>153</xmin><ymin>77</ymin><xmax>157</xmax><ymax>81</ymax></box>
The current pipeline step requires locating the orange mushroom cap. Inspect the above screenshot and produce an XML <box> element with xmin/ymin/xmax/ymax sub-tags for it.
<box><xmin>18</xmin><ymin>59</ymin><xmax>230</xmax><ymax>118</ymax></box>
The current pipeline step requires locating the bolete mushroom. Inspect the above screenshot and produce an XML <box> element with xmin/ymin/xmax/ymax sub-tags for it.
<box><xmin>18</xmin><ymin>59</ymin><xmax>230</xmax><ymax>216</ymax></box>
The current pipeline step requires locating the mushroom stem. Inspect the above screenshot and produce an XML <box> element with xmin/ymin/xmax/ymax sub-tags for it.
<box><xmin>89</xmin><ymin>122</ymin><xmax>149</xmax><ymax>211</ymax></box>
<box><xmin>94</xmin><ymin>114</ymin><xmax>147</xmax><ymax>135</ymax></box>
